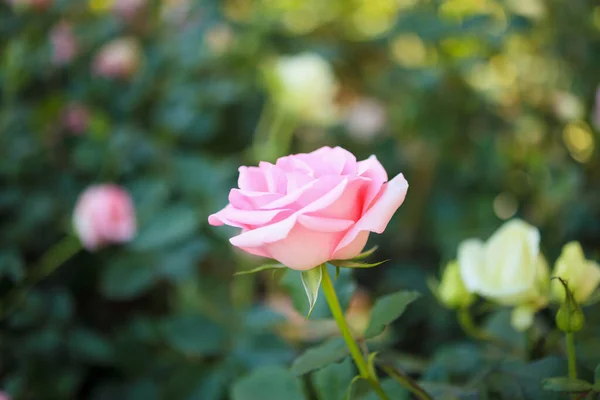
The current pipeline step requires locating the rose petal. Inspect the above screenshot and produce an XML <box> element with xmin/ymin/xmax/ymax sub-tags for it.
<box><xmin>259</xmin><ymin>161</ymin><xmax>287</xmax><ymax>193</ymax></box>
<box><xmin>238</xmin><ymin>166</ymin><xmax>267</xmax><ymax>192</ymax></box>
<box><xmin>229</xmin><ymin>215</ymin><xmax>297</xmax><ymax>247</ymax></box>
<box><xmin>357</xmin><ymin>155</ymin><xmax>388</xmax><ymax>210</ymax></box>
<box><xmin>457</xmin><ymin>239</ymin><xmax>486</xmax><ymax>293</ymax></box>
<box><xmin>265</xmin><ymin>224</ymin><xmax>341</xmax><ymax>270</ymax></box>
<box><xmin>298</xmin><ymin>215</ymin><xmax>354</xmax><ymax>232</ymax></box>
<box><xmin>213</xmin><ymin>206</ymin><xmax>292</xmax><ymax>226</ymax></box>
<box><xmin>331</xmin><ymin>230</ymin><xmax>370</xmax><ymax>260</ymax></box>
<box><xmin>208</xmin><ymin>205</ymin><xmax>248</xmax><ymax>228</ymax></box>
<box><xmin>229</xmin><ymin>189</ymin><xmax>282</xmax><ymax>210</ymax></box>
<box><xmin>334</xmin><ymin>173</ymin><xmax>408</xmax><ymax>253</ymax></box>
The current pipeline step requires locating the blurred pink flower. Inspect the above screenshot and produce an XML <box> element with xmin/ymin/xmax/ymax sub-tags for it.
<box><xmin>50</xmin><ymin>22</ymin><xmax>77</xmax><ymax>66</ymax></box>
<box><xmin>62</xmin><ymin>103</ymin><xmax>90</xmax><ymax>134</ymax></box>
<box><xmin>112</xmin><ymin>0</ymin><xmax>146</xmax><ymax>19</ymax></box>
<box><xmin>93</xmin><ymin>38</ymin><xmax>141</xmax><ymax>79</ymax></box>
<box><xmin>344</xmin><ymin>98</ymin><xmax>387</xmax><ymax>141</ymax></box>
<box><xmin>73</xmin><ymin>185</ymin><xmax>137</xmax><ymax>251</ymax></box>
<box><xmin>0</xmin><ymin>392</ymin><xmax>10</xmax><ymax>400</ymax></box>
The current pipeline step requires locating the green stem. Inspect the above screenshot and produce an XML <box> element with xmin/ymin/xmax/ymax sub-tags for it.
<box><xmin>566</xmin><ymin>332</ymin><xmax>577</xmax><ymax>379</ymax></box>
<box><xmin>0</xmin><ymin>235</ymin><xmax>81</xmax><ymax>318</ymax></box>
<box><xmin>320</xmin><ymin>265</ymin><xmax>389</xmax><ymax>400</ymax></box>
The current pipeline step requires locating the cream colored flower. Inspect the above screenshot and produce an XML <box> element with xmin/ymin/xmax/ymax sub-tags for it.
<box><xmin>266</xmin><ymin>53</ymin><xmax>339</xmax><ymax>126</ymax></box>
<box><xmin>430</xmin><ymin>261</ymin><xmax>475</xmax><ymax>309</ymax></box>
<box><xmin>458</xmin><ymin>219</ymin><xmax>550</xmax><ymax>330</ymax></box>
<box><xmin>551</xmin><ymin>241</ymin><xmax>600</xmax><ymax>303</ymax></box>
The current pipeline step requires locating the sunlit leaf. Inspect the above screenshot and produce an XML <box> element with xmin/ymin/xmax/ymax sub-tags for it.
<box><xmin>301</xmin><ymin>265</ymin><xmax>323</xmax><ymax>318</ymax></box>
<box><xmin>234</xmin><ymin>263</ymin><xmax>286</xmax><ymax>276</ymax></box>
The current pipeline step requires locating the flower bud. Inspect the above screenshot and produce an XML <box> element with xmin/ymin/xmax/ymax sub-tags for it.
<box><xmin>73</xmin><ymin>184</ymin><xmax>136</xmax><ymax>251</ymax></box>
<box><xmin>431</xmin><ymin>261</ymin><xmax>475</xmax><ymax>309</ymax></box>
<box><xmin>556</xmin><ymin>304</ymin><xmax>585</xmax><ymax>333</ymax></box>
<box><xmin>551</xmin><ymin>242</ymin><xmax>600</xmax><ymax>304</ymax></box>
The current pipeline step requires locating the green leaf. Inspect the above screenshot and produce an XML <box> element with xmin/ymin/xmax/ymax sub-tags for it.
<box><xmin>350</xmin><ymin>246</ymin><xmax>379</xmax><ymax>260</ymax></box>
<box><xmin>312</xmin><ymin>358</ymin><xmax>355</xmax><ymax>400</ymax></box>
<box><xmin>542</xmin><ymin>377</ymin><xmax>592</xmax><ymax>392</ymax></box>
<box><xmin>595</xmin><ymin>364</ymin><xmax>600</xmax><ymax>385</ymax></box>
<box><xmin>361</xmin><ymin>378</ymin><xmax>409</xmax><ymax>400</ymax></box>
<box><xmin>331</xmin><ymin>260</ymin><xmax>388</xmax><ymax>269</ymax></box>
<box><xmin>234</xmin><ymin>263</ymin><xmax>286</xmax><ymax>276</ymax></box>
<box><xmin>301</xmin><ymin>265</ymin><xmax>323</xmax><ymax>318</ymax></box>
<box><xmin>335</xmin><ymin>266</ymin><xmax>340</xmax><ymax>280</ymax></box>
<box><xmin>346</xmin><ymin>376</ymin><xmax>366</xmax><ymax>400</ymax></box>
<box><xmin>291</xmin><ymin>338</ymin><xmax>349</xmax><ymax>376</ymax></box>
<box><xmin>100</xmin><ymin>257</ymin><xmax>156</xmax><ymax>300</ymax></box>
<box><xmin>281</xmin><ymin>265</ymin><xmax>355</xmax><ymax>319</ymax></box>
<box><xmin>364</xmin><ymin>291</ymin><xmax>421</xmax><ymax>338</ymax></box>
<box><xmin>231</xmin><ymin>366</ymin><xmax>305</xmax><ymax>400</ymax></box>
<box><xmin>131</xmin><ymin>205</ymin><xmax>200</xmax><ymax>250</ymax></box>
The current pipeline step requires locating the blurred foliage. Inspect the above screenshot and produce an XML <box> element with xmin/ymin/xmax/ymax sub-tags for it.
<box><xmin>1</xmin><ymin>0</ymin><xmax>600</xmax><ymax>399</ymax></box>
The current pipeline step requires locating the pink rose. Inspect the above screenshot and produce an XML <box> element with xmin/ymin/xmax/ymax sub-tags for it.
<box><xmin>0</xmin><ymin>392</ymin><xmax>10</xmax><ymax>400</ymax></box>
<box><xmin>73</xmin><ymin>185</ymin><xmax>136</xmax><ymax>251</ymax></box>
<box><xmin>50</xmin><ymin>21</ymin><xmax>77</xmax><ymax>66</ymax></box>
<box><xmin>208</xmin><ymin>146</ymin><xmax>408</xmax><ymax>270</ymax></box>
<box><xmin>62</xmin><ymin>102</ymin><xmax>90</xmax><ymax>134</ymax></box>
<box><xmin>92</xmin><ymin>38</ymin><xmax>141</xmax><ymax>79</ymax></box>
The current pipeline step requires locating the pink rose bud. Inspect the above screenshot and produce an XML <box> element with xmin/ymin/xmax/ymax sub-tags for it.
<box><xmin>209</xmin><ymin>146</ymin><xmax>409</xmax><ymax>270</ymax></box>
<box><xmin>73</xmin><ymin>185</ymin><xmax>136</xmax><ymax>251</ymax></box>
<box><xmin>62</xmin><ymin>103</ymin><xmax>90</xmax><ymax>134</ymax></box>
<box><xmin>92</xmin><ymin>38</ymin><xmax>141</xmax><ymax>79</ymax></box>
<box><xmin>50</xmin><ymin>21</ymin><xmax>77</xmax><ymax>66</ymax></box>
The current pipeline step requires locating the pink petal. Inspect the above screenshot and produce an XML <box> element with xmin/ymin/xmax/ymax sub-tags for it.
<box><xmin>334</xmin><ymin>173</ymin><xmax>408</xmax><ymax>253</ymax></box>
<box><xmin>229</xmin><ymin>215</ymin><xmax>297</xmax><ymax>247</ymax></box>
<box><xmin>332</xmin><ymin>230</ymin><xmax>370</xmax><ymax>260</ymax></box>
<box><xmin>265</xmin><ymin>224</ymin><xmax>342</xmax><ymax>270</ymax></box>
<box><xmin>259</xmin><ymin>161</ymin><xmax>287</xmax><ymax>194</ymax></box>
<box><xmin>238</xmin><ymin>166</ymin><xmax>267</xmax><ymax>192</ymax></box>
<box><xmin>212</xmin><ymin>206</ymin><xmax>292</xmax><ymax>226</ymax></box>
<box><xmin>298</xmin><ymin>215</ymin><xmax>354</xmax><ymax>232</ymax></box>
<box><xmin>357</xmin><ymin>155</ymin><xmax>388</xmax><ymax>212</ymax></box>
<box><xmin>208</xmin><ymin>205</ymin><xmax>247</xmax><ymax>228</ymax></box>
<box><xmin>229</xmin><ymin>189</ymin><xmax>282</xmax><ymax>210</ymax></box>
<box><xmin>297</xmin><ymin>177</ymin><xmax>349</xmax><ymax>213</ymax></box>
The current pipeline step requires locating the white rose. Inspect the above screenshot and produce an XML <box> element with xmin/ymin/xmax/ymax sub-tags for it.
<box><xmin>267</xmin><ymin>53</ymin><xmax>339</xmax><ymax>126</ymax></box>
<box><xmin>551</xmin><ymin>241</ymin><xmax>600</xmax><ymax>303</ymax></box>
<box><xmin>458</xmin><ymin>219</ymin><xmax>549</xmax><ymax>330</ymax></box>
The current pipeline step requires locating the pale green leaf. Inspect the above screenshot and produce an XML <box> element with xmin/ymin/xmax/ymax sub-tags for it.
<box><xmin>331</xmin><ymin>260</ymin><xmax>388</xmax><ymax>269</ymax></box>
<box><xmin>301</xmin><ymin>266</ymin><xmax>323</xmax><ymax>318</ymax></box>
<box><xmin>234</xmin><ymin>263</ymin><xmax>286</xmax><ymax>276</ymax></box>
<box><xmin>364</xmin><ymin>291</ymin><xmax>421</xmax><ymax>338</ymax></box>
